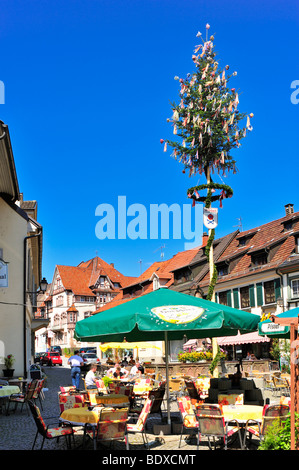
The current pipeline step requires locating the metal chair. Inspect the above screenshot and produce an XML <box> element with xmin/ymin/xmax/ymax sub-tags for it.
<box><xmin>196</xmin><ymin>403</ymin><xmax>244</xmax><ymax>450</ymax></box>
<box><xmin>83</xmin><ymin>407</ymin><xmax>129</xmax><ymax>450</ymax></box>
<box><xmin>177</xmin><ymin>396</ymin><xmax>200</xmax><ymax>448</ymax></box>
<box><xmin>7</xmin><ymin>379</ymin><xmax>38</xmax><ymax>415</ymax></box>
<box><xmin>184</xmin><ymin>379</ymin><xmax>202</xmax><ymax>405</ymax></box>
<box><xmin>127</xmin><ymin>396</ymin><xmax>155</xmax><ymax>448</ymax></box>
<box><xmin>28</xmin><ymin>400</ymin><xmax>75</xmax><ymax>450</ymax></box>
<box><xmin>243</xmin><ymin>404</ymin><xmax>290</xmax><ymax>448</ymax></box>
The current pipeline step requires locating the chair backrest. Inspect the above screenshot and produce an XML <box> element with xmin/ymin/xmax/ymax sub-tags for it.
<box><xmin>97</xmin><ymin>407</ymin><xmax>129</xmax><ymax>441</ymax></box>
<box><xmin>134</xmin><ymin>397</ymin><xmax>154</xmax><ymax>431</ymax></box>
<box><xmin>184</xmin><ymin>380</ymin><xmax>200</xmax><ymax>400</ymax></box>
<box><xmin>59</xmin><ymin>386</ymin><xmax>76</xmax><ymax>393</ymax></box>
<box><xmin>95</xmin><ymin>379</ymin><xmax>107</xmax><ymax>394</ymax></box>
<box><xmin>169</xmin><ymin>378</ymin><xmax>182</xmax><ymax>392</ymax></box>
<box><xmin>25</xmin><ymin>380</ymin><xmax>39</xmax><ymax>400</ymax></box>
<box><xmin>148</xmin><ymin>387</ymin><xmax>165</xmax><ymax>414</ymax></box>
<box><xmin>196</xmin><ymin>404</ymin><xmax>226</xmax><ymax>437</ymax></box>
<box><xmin>177</xmin><ymin>396</ymin><xmax>198</xmax><ymax>428</ymax></box>
<box><xmin>58</xmin><ymin>392</ymin><xmax>86</xmax><ymax>413</ymax></box>
<box><xmin>28</xmin><ymin>400</ymin><xmax>47</xmax><ymax>437</ymax></box>
<box><xmin>261</xmin><ymin>404</ymin><xmax>290</xmax><ymax>435</ymax></box>
<box><xmin>33</xmin><ymin>379</ymin><xmax>45</xmax><ymax>399</ymax></box>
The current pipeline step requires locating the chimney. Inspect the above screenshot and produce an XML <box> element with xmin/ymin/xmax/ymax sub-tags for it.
<box><xmin>202</xmin><ymin>232</ymin><xmax>209</xmax><ymax>247</ymax></box>
<box><xmin>285</xmin><ymin>203</ymin><xmax>294</xmax><ymax>216</ymax></box>
<box><xmin>110</xmin><ymin>263</ymin><xmax>114</xmax><ymax>268</ymax></box>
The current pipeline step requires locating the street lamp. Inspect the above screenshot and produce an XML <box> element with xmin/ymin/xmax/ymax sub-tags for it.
<box><xmin>39</xmin><ymin>277</ymin><xmax>48</xmax><ymax>293</ymax></box>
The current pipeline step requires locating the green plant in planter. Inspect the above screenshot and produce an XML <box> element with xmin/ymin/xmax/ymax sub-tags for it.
<box><xmin>102</xmin><ymin>376</ymin><xmax>113</xmax><ymax>387</ymax></box>
<box><xmin>3</xmin><ymin>354</ymin><xmax>15</xmax><ymax>369</ymax></box>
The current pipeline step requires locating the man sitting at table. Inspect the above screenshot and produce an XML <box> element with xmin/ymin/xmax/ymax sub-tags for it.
<box><xmin>130</xmin><ymin>361</ymin><xmax>144</xmax><ymax>377</ymax></box>
<box><xmin>85</xmin><ymin>364</ymin><xmax>98</xmax><ymax>390</ymax></box>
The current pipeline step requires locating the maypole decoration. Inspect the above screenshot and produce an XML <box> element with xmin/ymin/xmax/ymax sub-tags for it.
<box><xmin>161</xmin><ymin>24</ymin><xmax>253</xmax><ymax>375</ymax></box>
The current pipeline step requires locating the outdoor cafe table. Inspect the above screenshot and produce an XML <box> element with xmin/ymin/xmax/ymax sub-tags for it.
<box><xmin>0</xmin><ymin>385</ymin><xmax>20</xmax><ymax>414</ymax></box>
<box><xmin>222</xmin><ymin>404</ymin><xmax>263</xmax><ymax>424</ymax></box>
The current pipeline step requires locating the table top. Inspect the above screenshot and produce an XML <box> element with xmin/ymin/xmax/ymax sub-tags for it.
<box><xmin>0</xmin><ymin>385</ymin><xmax>20</xmax><ymax>397</ymax></box>
<box><xmin>222</xmin><ymin>405</ymin><xmax>263</xmax><ymax>424</ymax></box>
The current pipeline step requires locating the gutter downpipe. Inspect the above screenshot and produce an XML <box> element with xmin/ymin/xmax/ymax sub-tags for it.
<box><xmin>23</xmin><ymin>230</ymin><xmax>41</xmax><ymax>377</ymax></box>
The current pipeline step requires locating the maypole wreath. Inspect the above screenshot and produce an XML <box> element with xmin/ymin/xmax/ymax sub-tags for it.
<box><xmin>161</xmin><ymin>24</ymin><xmax>253</xmax><ymax>301</ymax></box>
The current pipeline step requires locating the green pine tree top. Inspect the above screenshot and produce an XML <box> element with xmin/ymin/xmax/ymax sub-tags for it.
<box><xmin>161</xmin><ymin>25</ymin><xmax>253</xmax><ymax>181</ymax></box>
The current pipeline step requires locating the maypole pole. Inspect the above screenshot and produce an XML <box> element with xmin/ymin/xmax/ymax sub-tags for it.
<box><xmin>161</xmin><ymin>24</ymin><xmax>253</xmax><ymax>377</ymax></box>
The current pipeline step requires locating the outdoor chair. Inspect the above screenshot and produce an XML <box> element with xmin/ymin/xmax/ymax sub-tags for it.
<box><xmin>28</xmin><ymin>400</ymin><xmax>75</xmax><ymax>450</ymax></box>
<box><xmin>83</xmin><ymin>407</ymin><xmax>129</xmax><ymax>450</ymax></box>
<box><xmin>177</xmin><ymin>396</ymin><xmax>200</xmax><ymax>448</ymax></box>
<box><xmin>243</xmin><ymin>404</ymin><xmax>290</xmax><ymax>448</ymax></box>
<box><xmin>169</xmin><ymin>377</ymin><xmax>184</xmax><ymax>401</ymax></box>
<box><xmin>59</xmin><ymin>386</ymin><xmax>76</xmax><ymax>393</ymax></box>
<box><xmin>7</xmin><ymin>379</ymin><xmax>38</xmax><ymax>415</ymax></box>
<box><xmin>184</xmin><ymin>379</ymin><xmax>202</xmax><ymax>405</ymax></box>
<box><xmin>196</xmin><ymin>403</ymin><xmax>244</xmax><ymax>450</ymax></box>
<box><xmin>58</xmin><ymin>392</ymin><xmax>86</xmax><ymax>414</ymax></box>
<box><xmin>32</xmin><ymin>379</ymin><xmax>45</xmax><ymax>410</ymax></box>
<box><xmin>272</xmin><ymin>376</ymin><xmax>290</xmax><ymax>396</ymax></box>
<box><xmin>127</xmin><ymin>396</ymin><xmax>155</xmax><ymax>448</ymax></box>
<box><xmin>130</xmin><ymin>384</ymin><xmax>166</xmax><ymax>419</ymax></box>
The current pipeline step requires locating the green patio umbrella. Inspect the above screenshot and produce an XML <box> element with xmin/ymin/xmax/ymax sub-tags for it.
<box><xmin>258</xmin><ymin>307</ymin><xmax>299</xmax><ymax>339</ymax></box>
<box><xmin>75</xmin><ymin>288</ymin><xmax>260</xmax><ymax>423</ymax></box>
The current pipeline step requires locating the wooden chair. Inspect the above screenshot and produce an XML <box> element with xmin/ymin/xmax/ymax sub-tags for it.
<box><xmin>7</xmin><ymin>379</ymin><xmax>38</xmax><ymax>415</ymax></box>
<box><xmin>28</xmin><ymin>400</ymin><xmax>75</xmax><ymax>450</ymax></box>
<box><xmin>177</xmin><ymin>396</ymin><xmax>200</xmax><ymax>448</ymax></box>
<box><xmin>196</xmin><ymin>403</ymin><xmax>244</xmax><ymax>450</ymax></box>
<box><xmin>243</xmin><ymin>404</ymin><xmax>289</xmax><ymax>448</ymax></box>
<box><xmin>83</xmin><ymin>407</ymin><xmax>129</xmax><ymax>450</ymax></box>
<box><xmin>127</xmin><ymin>396</ymin><xmax>154</xmax><ymax>448</ymax></box>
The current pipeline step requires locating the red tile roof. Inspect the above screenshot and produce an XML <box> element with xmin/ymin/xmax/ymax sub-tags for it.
<box><xmin>200</xmin><ymin>210</ymin><xmax>299</xmax><ymax>286</ymax></box>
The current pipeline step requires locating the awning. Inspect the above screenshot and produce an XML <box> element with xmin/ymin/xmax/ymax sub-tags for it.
<box><xmin>183</xmin><ymin>339</ymin><xmax>198</xmax><ymax>350</ymax></box>
<box><xmin>217</xmin><ymin>331</ymin><xmax>270</xmax><ymax>346</ymax></box>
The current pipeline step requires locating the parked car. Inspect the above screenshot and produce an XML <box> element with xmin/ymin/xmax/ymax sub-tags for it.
<box><xmin>79</xmin><ymin>347</ymin><xmax>97</xmax><ymax>355</ymax></box>
<box><xmin>34</xmin><ymin>352</ymin><xmax>46</xmax><ymax>363</ymax></box>
<box><xmin>40</xmin><ymin>352</ymin><xmax>63</xmax><ymax>366</ymax></box>
<box><xmin>50</xmin><ymin>346</ymin><xmax>62</xmax><ymax>355</ymax></box>
<box><xmin>81</xmin><ymin>353</ymin><xmax>100</xmax><ymax>368</ymax></box>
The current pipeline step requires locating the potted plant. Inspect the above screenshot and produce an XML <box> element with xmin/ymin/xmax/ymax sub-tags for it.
<box><xmin>2</xmin><ymin>354</ymin><xmax>15</xmax><ymax>377</ymax></box>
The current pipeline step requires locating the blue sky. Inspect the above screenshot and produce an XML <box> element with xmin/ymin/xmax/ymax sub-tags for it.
<box><xmin>0</xmin><ymin>0</ymin><xmax>298</xmax><ymax>283</ymax></box>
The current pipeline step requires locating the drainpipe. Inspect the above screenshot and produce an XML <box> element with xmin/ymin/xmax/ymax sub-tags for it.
<box><xmin>23</xmin><ymin>230</ymin><xmax>41</xmax><ymax>377</ymax></box>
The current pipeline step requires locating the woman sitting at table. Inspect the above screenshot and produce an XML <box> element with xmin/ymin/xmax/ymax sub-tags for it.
<box><xmin>85</xmin><ymin>364</ymin><xmax>98</xmax><ymax>390</ymax></box>
<box><xmin>113</xmin><ymin>365</ymin><xmax>126</xmax><ymax>379</ymax></box>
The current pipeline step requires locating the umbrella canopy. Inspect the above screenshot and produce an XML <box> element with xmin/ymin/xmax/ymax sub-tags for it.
<box><xmin>75</xmin><ymin>288</ymin><xmax>260</xmax><ymax>425</ymax></box>
<box><xmin>99</xmin><ymin>341</ymin><xmax>161</xmax><ymax>352</ymax></box>
<box><xmin>75</xmin><ymin>288</ymin><xmax>260</xmax><ymax>343</ymax></box>
<box><xmin>258</xmin><ymin>307</ymin><xmax>299</xmax><ymax>339</ymax></box>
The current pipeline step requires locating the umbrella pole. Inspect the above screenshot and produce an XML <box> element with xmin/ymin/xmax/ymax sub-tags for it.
<box><xmin>164</xmin><ymin>331</ymin><xmax>171</xmax><ymax>426</ymax></box>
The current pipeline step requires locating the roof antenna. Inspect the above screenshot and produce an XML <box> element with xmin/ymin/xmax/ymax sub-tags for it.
<box><xmin>154</xmin><ymin>244</ymin><xmax>166</xmax><ymax>260</ymax></box>
<box><xmin>234</xmin><ymin>217</ymin><xmax>243</xmax><ymax>232</ymax></box>
<box><xmin>138</xmin><ymin>259</ymin><xmax>142</xmax><ymax>275</ymax></box>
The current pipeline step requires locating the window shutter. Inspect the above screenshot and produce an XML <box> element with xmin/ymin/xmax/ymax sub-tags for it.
<box><xmin>226</xmin><ymin>290</ymin><xmax>232</xmax><ymax>307</ymax></box>
<box><xmin>249</xmin><ymin>285</ymin><xmax>255</xmax><ymax>307</ymax></box>
<box><xmin>274</xmin><ymin>278</ymin><xmax>281</xmax><ymax>300</ymax></box>
<box><xmin>233</xmin><ymin>288</ymin><xmax>239</xmax><ymax>308</ymax></box>
<box><xmin>256</xmin><ymin>283</ymin><xmax>263</xmax><ymax>306</ymax></box>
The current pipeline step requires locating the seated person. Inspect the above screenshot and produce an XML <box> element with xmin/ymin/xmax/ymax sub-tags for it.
<box><xmin>107</xmin><ymin>362</ymin><xmax>129</xmax><ymax>378</ymax></box>
<box><xmin>85</xmin><ymin>364</ymin><xmax>98</xmax><ymax>389</ymax></box>
<box><xmin>130</xmin><ymin>361</ymin><xmax>144</xmax><ymax>376</ymax></box>
<box><xmin>113</xmin><ymin>365</ymin><xmax>126</xmax><ymax>379</ymax></box>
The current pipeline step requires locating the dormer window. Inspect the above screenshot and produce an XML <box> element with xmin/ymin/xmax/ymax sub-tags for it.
<box><xmin>251</xmin><ymin>251</ymin><xmax>267</xmax><ymax>266</ymax></box>
<box><xmin>217</xmin><ymin>263</ymin><xmax>228</xmax><ymax>276</ymax></box>
<box><xmin>283</xmin><ymin>220</ymin><xmax>293</xmax><ymax>231</ymax></box>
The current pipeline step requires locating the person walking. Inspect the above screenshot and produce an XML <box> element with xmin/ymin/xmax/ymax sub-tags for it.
<box><xmin>68</xmin><ymin>350</ymin><xmax>83</xmax><ymax>390</ymax></box>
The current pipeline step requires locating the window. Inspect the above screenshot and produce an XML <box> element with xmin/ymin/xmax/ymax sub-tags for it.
<box><xmin>264</xmin><ymin>281</ymin><xmax>275</xmax><ymax>304</ymax></box>
<box><xmin>252</xmin><ymin>252</ymin><xmax>267</xmax><ymax>266</ymax></box>
<box><xmin>217</xmin><ymin>264</ymin><xmax>228</xmax><ymax>276</ymax></box>
<box><xmin>240</xmin><ymin>286</ymin><xmax>250</xmax><ymax>308</ymax></box>
<box><xmin>291</xmin><ymin>279</ymin><xmax>299</xmax><ymax>297</ymax></box>
<box><xmin>218</xmin><ymin>290</ymin><xmax>230</xmax><ymax>306</ymax></box>
<box><xmin>56</xmin><ymin>295</ymin><xmax>63</xmax><ymax>306</ymax></box>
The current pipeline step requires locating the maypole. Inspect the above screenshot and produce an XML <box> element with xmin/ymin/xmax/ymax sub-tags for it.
<box><xmin>161</xmin><ymin>24</ymin><xmax>253</xmax><ymax>376</ymax></box>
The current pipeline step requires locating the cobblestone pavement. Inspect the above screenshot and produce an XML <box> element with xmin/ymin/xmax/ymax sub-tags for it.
<box><xmin>0</xmin><ymin>363</ymin><xmax>271</xmax><ymax>453</ymax></box>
